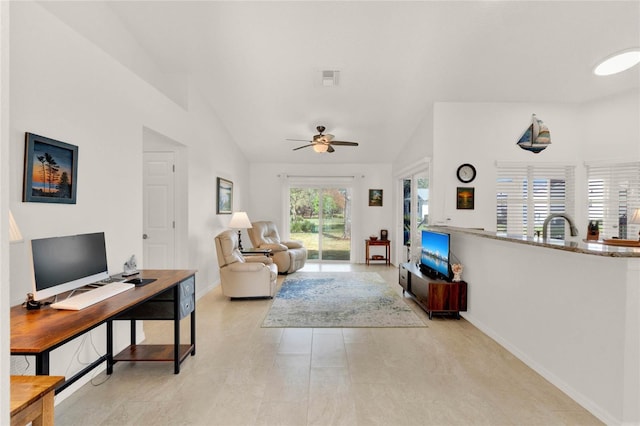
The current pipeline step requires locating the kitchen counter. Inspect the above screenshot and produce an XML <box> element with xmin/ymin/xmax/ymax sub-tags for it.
<box><xmin>433</xmin><ymin>226</ymin><xmax>640</xmax><ymax>257</ymax></box>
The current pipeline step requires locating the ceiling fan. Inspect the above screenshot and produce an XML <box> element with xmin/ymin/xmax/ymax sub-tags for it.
<box><xmin>287</xmin><ymin>126</ymin><xmax>359</xmax><ymax>153</ymax></box>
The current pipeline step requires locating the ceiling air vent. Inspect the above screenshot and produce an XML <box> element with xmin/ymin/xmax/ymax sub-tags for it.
<box><xmin>321</xmin><ymin>70</ymin><xmax>340</xmax><ymax>87</ymax></box>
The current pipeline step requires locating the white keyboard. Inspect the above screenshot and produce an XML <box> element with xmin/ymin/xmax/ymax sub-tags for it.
<box><xmin>51</xmin><ymin>282</ymin><xmax>135</xmax><ymax>311</ymax></box>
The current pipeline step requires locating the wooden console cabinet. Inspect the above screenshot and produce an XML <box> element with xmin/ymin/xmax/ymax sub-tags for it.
<box><xmin>399</xmin><ymin>263</ymin><xmax>467</xmax><ymax>319</ymax></box>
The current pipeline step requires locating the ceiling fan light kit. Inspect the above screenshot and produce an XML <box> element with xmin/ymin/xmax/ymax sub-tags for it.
<box><xmin>313</xmin><ymin>144</ymin><xmax>329</xmax><ymax>153</ymax></box>
<box><xmin>289</xmin><ymin>125</ymin><xmax>359</xmax><ymax>154</ymax></box>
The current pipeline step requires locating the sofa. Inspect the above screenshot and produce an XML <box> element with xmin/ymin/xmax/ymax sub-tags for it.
<box><xmin>247</xmin><ymin>221</ymin><xmax>307</xmax><ymax>274</ymax></box>
<box><xmin>214</xmin><ymin>229</ymin><xmax>277</xmax><ymax>298</ymax></box>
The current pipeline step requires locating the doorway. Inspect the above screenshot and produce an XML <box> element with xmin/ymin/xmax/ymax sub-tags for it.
<box><xmin>142</xmin><ymin>127</ymin><xmax>188</xmax><ymax>270</ymax></box>
<box><xmin>143</xmin><ymin>151</ymin><xmax>176</xmax><ymax>268</ymax></box>
<box><xmin>289</xmin><ymin>187</ymin><xmax>352</xmax><ymax>261</ymax></box>
<box><xmin>401</xmin><ymin>170</ymin><xmax>429</xmax><ymax>263</ymax></box>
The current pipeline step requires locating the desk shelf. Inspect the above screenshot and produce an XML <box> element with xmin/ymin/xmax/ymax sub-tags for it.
<box><xmin>112</xmin><ymin>274</ymin><xmax>196</xmax><ymax>374</ymax></box>
<box><xmin>114</xmin><ymin>344</ymin><xmax>194</xmax><ymax>363</ymax></box>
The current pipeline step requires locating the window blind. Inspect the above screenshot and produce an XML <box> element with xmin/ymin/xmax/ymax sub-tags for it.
<box><xmin>496</xmin><ymin>164</ymin><xmax>575</xmax><ymax>237</ymax></box>
<box><xmin>586</xmin><ymin>162</ymin><xmax>640</xmax><ymax>239</ymax></box>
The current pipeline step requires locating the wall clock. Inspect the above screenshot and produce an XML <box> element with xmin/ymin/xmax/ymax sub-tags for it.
<box><xmin>456</xmin><ymin>163</ymin><xmax>476</xmax><ymax>183</ymax></box>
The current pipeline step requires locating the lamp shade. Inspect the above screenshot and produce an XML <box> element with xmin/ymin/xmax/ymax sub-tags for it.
<box><xmin>630</xmin><ymin>208</ymin><xmax>640</xmax><ymax>225</ymax></box>
<box><xmin>229</xmin><ymin>211</ymin><xmax>252</xmax><ymax>229</ymax></box>
<box><xmin>9</xmin><ymin>210</ymin><xmax>23</xmax><ymax>243</ymax></box>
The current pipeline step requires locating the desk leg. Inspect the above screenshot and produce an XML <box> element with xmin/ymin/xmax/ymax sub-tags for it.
<box><xmin>130</xmin><ymin>319</ymin><xmax>136</xmax><ymax>345</ymax></box>
<box><xmin>35</xmin><ymin>352</ymin><xmax>50</xmax><ymax>375</ymax></box>
<box><xmin>106</xmin><ymin>320</ymin><xmax>113</xmax><ymax>375</ymax></box>
<box><xmin>173</xmin><ymin>286</ymin><xmax>180</xmax><ymax>374</ymax></box>
<box><xmin>190</xmin><ymin>308</ymin><xmax>196</xmax><ymax>356</ymax></box>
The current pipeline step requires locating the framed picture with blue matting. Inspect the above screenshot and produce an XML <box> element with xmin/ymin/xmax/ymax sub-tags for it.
<box><xmin>23</xmin><ymin>133</ymin><xmax>78</xmax><ymax>204</ymax></box>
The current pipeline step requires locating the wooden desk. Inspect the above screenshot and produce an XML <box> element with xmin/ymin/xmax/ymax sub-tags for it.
<box><xmin>365</xmin><ymin>239</ymin><xmax>391</xmax><ymax>265</ymax></box>
<box><xmin>10</xmin><ymin>269</ymin><xmax>196</xmax><ymax>394</ymax></box>
<box><xmin>10</xmin><ymin>375</ymin><xmax>64</xmax><ymax>426</ymax></box>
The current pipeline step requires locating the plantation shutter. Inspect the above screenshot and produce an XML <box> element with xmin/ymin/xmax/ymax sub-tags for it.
<box><xmin>586</xmin><ymin>162</ymin><xmax>640</xmax><ymax>239</ymax></box>
<box><xmin>496</xmin><ymin>163</ymin><xmax>575</xmax><ymax>237</ymax></box>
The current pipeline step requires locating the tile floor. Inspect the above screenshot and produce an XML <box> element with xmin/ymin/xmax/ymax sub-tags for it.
<box><xmin>54</xmin><ymin>264</ymin><xmax>603</xmax><ymax>425</ymax></box>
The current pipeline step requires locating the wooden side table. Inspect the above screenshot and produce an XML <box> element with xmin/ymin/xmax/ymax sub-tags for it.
<box><xmin>365</xmin><ymin>239</ymin><xmax>391</xmax><ymax>265</ymax></box>
<box><xmin>11</xmin><ymin>375</ymin><xmax>64</xmax><ymax>426</ymax></box>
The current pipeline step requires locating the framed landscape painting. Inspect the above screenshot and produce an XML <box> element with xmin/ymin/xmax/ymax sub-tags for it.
<box><xmin>23</xmin><ymin>133</ymin><xmax>78</xmax><ymax>204</ymax></box>
<box><xmin>369</xmin><ymin>189</ymin><xmax>383</xmax><ymax>206</ymax></box>
<box><xmin>217</xmin><ymin>177</ymin><xmax>233</xmax><ymax>214</ymax></box>
<box><xmin>456</xmin><ymin>187</ymin><xmax>475</xmax><ymax>210</ymax></box>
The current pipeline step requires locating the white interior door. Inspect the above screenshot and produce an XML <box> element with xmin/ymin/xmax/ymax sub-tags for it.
<box><xmin>143</xmin><ymin>151</ymin><xmax>175</xmax><ymax>268</ymax></box>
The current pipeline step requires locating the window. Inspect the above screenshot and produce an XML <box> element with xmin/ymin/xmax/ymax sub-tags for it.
<box><xmin>586</xmin><ymin>162</ymin><xmax>640</xmax><ymax>239</ymax></box>
<box><xmin>496</xmin><ymin>164</ymin><xmax>575</xmax><ymax>238</ymax></box>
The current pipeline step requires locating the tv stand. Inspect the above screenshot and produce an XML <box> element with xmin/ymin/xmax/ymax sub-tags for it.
<box><xmin>399</xmin><ymin>263</ymin><xmax>467</xmax><ymax>319</ymax></box>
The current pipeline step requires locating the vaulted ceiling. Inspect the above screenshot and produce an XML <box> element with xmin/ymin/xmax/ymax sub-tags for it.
<box><xmin>40</xmin><ymin>1</ymin><xmax>640</xmax><ymax>164</ymax></box>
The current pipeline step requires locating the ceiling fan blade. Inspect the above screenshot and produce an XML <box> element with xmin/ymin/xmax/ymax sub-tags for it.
<box><xmin>286</xmin><ymin>138</ymin><xmax>312</xmax><ymax>142</ymax></box>
<box><xmin>293</xmin><ymin>144</ymin><xmax>314</xmax><ymax>151</ymax></box>
<box><xmin>327</xmin><ymin>145</ymin><xmax>335</xmax><ymax>153</ymax></box>
<box><xmin>329</xmin><ymin>141</ymin><xmax>359</xmax><ymax>146</ymax></box>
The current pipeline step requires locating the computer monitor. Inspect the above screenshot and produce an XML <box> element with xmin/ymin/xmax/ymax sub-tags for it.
<box><xmin>29</xmin><ymin>232</ymin><xmax>110</xmax><ymax>301</ymax></box>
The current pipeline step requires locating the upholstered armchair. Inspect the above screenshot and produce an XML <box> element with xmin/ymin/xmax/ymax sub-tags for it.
<box><xmin>247</xmin><ymin>221</ymin><xmax>307</xmax><ymax>274</ymax></box>
<box><xmin>214</xmin><ymin>230</ymin><xmax>277</xmax><ymax>298</ymax></box>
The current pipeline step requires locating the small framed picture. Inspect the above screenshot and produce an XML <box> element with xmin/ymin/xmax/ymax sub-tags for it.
<box><xmin>456</xmin><ymin>187</ymin><xmax>475</xmax><ymax>210</ymax></box>
<box><xmin>369</xmin><ymin>189</ymin><xmax>383</xmax><ymax>206</ymax></box>
<box><xmin>23</xmin><ymin>133</ymin><xmax>78</xmax><ymax>204</ymax></box>
<box><xmin>217</xmin><ymin>177</ymin><xmax>233</xmax><ymax>214</ymax></box>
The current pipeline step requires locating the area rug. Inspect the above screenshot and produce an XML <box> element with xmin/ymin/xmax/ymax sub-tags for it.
<box><xmin>262</xmin><ymin>271</ymin><xmax>426</xmax><ymax>328</ymax></box>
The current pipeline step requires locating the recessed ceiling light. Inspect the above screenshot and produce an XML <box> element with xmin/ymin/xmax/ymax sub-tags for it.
<box><xmin>594</xmin><ymin>49</ymin><xmax>640</xmax><ymax>76</ymax></box>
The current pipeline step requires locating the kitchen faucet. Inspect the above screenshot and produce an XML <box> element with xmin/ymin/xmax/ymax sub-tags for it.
<box><xmin>542</xmin><ymin>213</ymin><xmax>579</xmax><ymax>239</ymax></box>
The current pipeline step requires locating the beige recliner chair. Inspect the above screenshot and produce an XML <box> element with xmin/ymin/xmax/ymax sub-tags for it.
<box><xmin>214</xmin><ymin>230</ymin><xmax>277</xmax><ymax>298</ymax></box>
<box><xmin>247</xmin><ymin>221</ymin><xmax>307</xmax><ymax>274</ymax></box>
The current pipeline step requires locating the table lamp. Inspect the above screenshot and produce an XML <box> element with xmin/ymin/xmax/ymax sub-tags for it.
<box><xmin>229</xmin><ymin>211</ymin><xmax>252</xmax><ymax>250</ymax></box>
<box><xmin>9</xmin><ymin>210</ymin><xmax>23</xmax><ymax>243</ymax></box>
<box><xmin>630</xmin><ymin>208</ymin><xmax>640</xmax><ymax>241</ymax></box>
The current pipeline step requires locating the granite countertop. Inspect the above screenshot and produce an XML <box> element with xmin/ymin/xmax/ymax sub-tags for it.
<box><xmin>434</xmin><ymin>226</ymin><xmax>640</xmax><ymax>258</ymax></box>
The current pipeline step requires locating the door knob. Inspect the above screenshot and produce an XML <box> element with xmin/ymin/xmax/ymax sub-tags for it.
<box><xmin>143</xmin><ymin>234</ymin><xmax>148</xmax><ymax>239</ymax></box>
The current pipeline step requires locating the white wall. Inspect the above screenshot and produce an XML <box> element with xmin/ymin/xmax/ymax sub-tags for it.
<box><xmin>6</xmin><ymin>1</ymin><xmax>248</xmax><ymax>401</ymax></box>
<box><xmin>451</xmin><ymin>232</ymin><xmax>640</xmax><ymax>425</ymax></box>
<box><xmin>392</xmin><ymin>103</ymin><xmax>434</xmax><ymax>174</ymax></box>
<box><xmin>248</xmin><ymin>162</ymin><xmax>394</xmax><ymax>264</ymax></box>
<box><xmin>431</xmin><ymin>94</ymin><xmax>640</xmax><ymax>233</ymax></box>
<box><xmin>582</xmin><ymin>89</ymin><xmax>640</xmax><ymax>161</ymax></box>
<box><xmin>0</xmin><ymin>2</ymin><xmax>10</xmax><ymax>423</ymax></box>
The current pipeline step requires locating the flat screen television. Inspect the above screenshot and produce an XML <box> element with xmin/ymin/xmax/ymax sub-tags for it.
<box><xmin>29</xmin><ymin>232</ymin><xmax>110</xmax><ymax>301</ymax></box>
<box><xmin>419</xmin><ymin>229</ymin><xmax>452</xmax><ymax>282</ymax></box>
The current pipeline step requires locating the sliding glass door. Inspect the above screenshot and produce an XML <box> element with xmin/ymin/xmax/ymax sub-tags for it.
<box><xmin>289</xmin><ymin>187</ymin><xmax>351</xmax><ymax>261</ymax></box>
